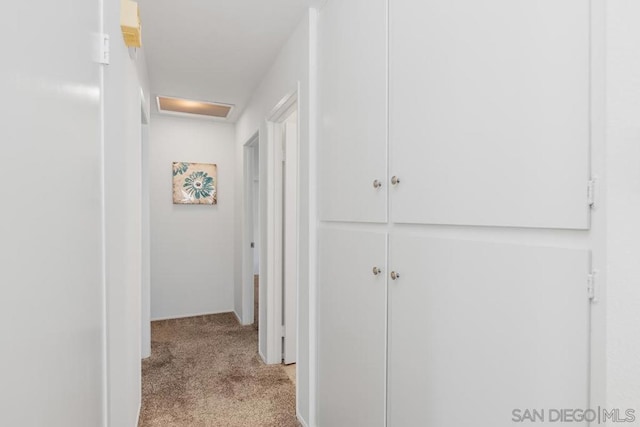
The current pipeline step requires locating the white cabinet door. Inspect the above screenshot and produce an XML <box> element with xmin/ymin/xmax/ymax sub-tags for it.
<box><xmin>388</xmin><ymin>235</ymin><xmax>590</xmax><ymax>426</ymax></box>
<box><xmin>318</xmin><ymin>227</ymin><xmax>387</xmax><ymax>427</ymax></box>
<box><xmin>318</xmin><ymin>0</ymin><xmax>388</xmax><ymax>223</ymax></box>
<box><xmin>389</xmin><ymin>0</ymin><xmax>591</xmax><ymax>229</ymax></box>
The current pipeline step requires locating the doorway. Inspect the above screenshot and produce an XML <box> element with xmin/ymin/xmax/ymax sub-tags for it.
<box><xmin>243</xmin><ymin>89</ymin><xmax>300</xmax><ymax>373</ymax></box>
<box><xmin>243</xmin><ymin>134</ymin><xmax>260</xmax><ymax>331</ymax></box>
<box><xmin>266</xmin><ymin>94</ymin><xmax>299</xmax><ymax>369</ymax></box>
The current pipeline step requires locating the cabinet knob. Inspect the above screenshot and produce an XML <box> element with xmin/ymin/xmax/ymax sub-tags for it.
<box><xmin>373</xmin><ymin>179</ymin><xmax>382</xmax><ymax>189</ymax></box>
<box><xmin>372</xmin><ymin>266</ymin><xmax>382</xmax><ymax>276</ymax></box>
<box><xmin>391</xmin><ymin>176</ymin><xmax>400</xmax><ymax>185</ymax></box>
<box><xmin>390</xmin><ymin>271</ymin><xmax>400</xmax><ymax>280</ymax></box>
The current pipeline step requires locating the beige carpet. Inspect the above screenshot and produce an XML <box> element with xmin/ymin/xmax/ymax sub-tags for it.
<box><xmin>139</xmin><ymin>313</ymin><xmax>299</xmax><ymax>427</ymax></box>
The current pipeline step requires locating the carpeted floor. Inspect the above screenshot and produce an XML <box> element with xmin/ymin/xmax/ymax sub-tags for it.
<box><xmin>139</xmin><ymin>313</ymin><xmax>299</xmax><ymax>427</ymax></box>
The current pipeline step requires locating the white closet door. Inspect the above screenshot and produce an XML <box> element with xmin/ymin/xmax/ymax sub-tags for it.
<box><xmin>318</xmin><ymin>227</ymin><xmax>387</xmax><ymax>427</ymax></box>
<box><xmin>318</xmin><ymin>0</ymin><xmax>388</xmax><ymax>223</ymax></box>
<box><xmin>388</xmin><ymin>235</ymin><xmax>590</xmax><ymax>426</ymax></box>
<box><xmin>389</xmin><ymin>0</ymin><xmax>591</xmax><ymax>229</ymax></box>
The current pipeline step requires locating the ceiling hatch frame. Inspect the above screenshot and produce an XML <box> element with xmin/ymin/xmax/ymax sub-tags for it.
<box><xmin>156</xmin><ymin>95</ymin><xmax>235</xmax><ymax>120</ymax></box>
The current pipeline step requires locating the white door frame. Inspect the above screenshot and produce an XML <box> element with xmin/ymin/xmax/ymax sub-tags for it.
<box><xmin>282</xmin><ymin>115</ymin><xmax>298</xmax><ymax>365</ymax></box>
<box><xmin>263</xmin><ymin>87</ymin><xmax>300</xmax><ymax>365</ymax></box>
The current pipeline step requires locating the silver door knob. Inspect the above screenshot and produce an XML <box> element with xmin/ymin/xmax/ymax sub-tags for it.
<box><xmin>391</xmin><ymin>176</ymin><xmax>400</xmax><ymax>185</ymax></box>
<box><xmin>373</xmin><ymin>179</ymin><xmax>382</xmax><ymax>189</ymax></box>
<box><xmin>372</xmin><ymin>266</ymin><xmax>382</xmax><ymax>276</ymax></box>
<box><xmin>390</xmin><ymin>271</ymin><xmax>400</xmax><ymax>280</ymax></box>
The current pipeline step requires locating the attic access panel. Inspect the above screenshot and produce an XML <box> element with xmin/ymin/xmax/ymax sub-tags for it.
<box><xmin>157</xmin><ymin>96</ymin><xmax>233</xmax><ymax>119</ymax></box>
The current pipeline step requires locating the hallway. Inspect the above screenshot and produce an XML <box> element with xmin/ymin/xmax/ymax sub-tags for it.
<box><xmin>139</xmin><ymin>314</ymin><xmax>298</xmax><ymax>427</ymax></box>
<box><xmin>3</xmin><ymin>1</ymin><xmax>640</xmax><ymax>426</ymax></box>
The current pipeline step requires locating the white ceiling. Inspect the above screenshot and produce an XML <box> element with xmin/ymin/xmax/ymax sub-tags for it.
<box><xmin>137</xmin><ymin>0</ymin><xmax>308</xmax><ymax>121</ymax></box>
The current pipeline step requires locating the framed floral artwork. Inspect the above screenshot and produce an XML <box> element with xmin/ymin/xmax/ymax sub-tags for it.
<box><xmin>172</xmin><ymin>162</ymin><xmax>217</xmax><ymax>205</ymax></box>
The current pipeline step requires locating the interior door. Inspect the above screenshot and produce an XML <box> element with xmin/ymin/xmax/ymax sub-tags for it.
<box><xmin>318</xmin><ymin>227</ymin><xmax>387</xmax><ymax>427</ymax></box>
<box><xmin>253</xmin><ymin>143</ymin><xmax>260</xmax><ymax>275</ymax></box>
<box><xmin>318</xmin><ymin>0</ymin><xmax>388</xmax><ymax>223</ymax></box>
<box><xmin>389</xmin><ymin>0</ymin><xmax>591</xmax><ymax>229</ymax></box>
<box><xmin>387</xmin><ymin>234</ymin><xmax>590</xmax><ymax>426</ymax></box>
<box><xmin>283</xmin><ymin>120</ymin><xmax>298</xmax><ymax>365</ymax></box>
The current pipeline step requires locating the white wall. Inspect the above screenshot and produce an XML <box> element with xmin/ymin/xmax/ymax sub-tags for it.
<box><xmin>103</xmin><ymin>0</ymin><xmax>149</xmax><ymax>425</ymax></box>
<box><xmin>605</xmin><ymin>0</ymin><xmax>640</xmax><ymax>412</ymax></box>
<box><xmin>234</xmin><ymin>12</ymin><xmax>313</xmax><ymax>425</ymax></box>
<box><xmin>150</xmin><ymin>115</ymin><xmax>236</xmax><ymax>320</ymax></box>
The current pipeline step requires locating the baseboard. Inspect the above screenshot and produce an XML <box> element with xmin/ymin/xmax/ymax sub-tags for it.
<box><xmin>258</xmin><ymin>349</ymin><xmax>267</xmax><ymax>364</ymax></box>
<box><xmin>233</xmin><ymin>310</ymin><xmax>256</xmax><ymax>326</ymax></box>
<box><xmin>297</xmin><ymin>413</ymin><xmax>310</xmax><ymax>427</ymax></box>
<box><xmin>151</xmin><ymin>309</ymin><xmax>234</xmax><ymax>322</ymax></box>
<box><xmin>232</xmin><ymin>310</ymin><xmax>242</xmax><ymax>325</ymax></box>
<box><xmin>136</xmin><ymin>400</ymin><xmax>141</xmax><ymax>427</ymax></box>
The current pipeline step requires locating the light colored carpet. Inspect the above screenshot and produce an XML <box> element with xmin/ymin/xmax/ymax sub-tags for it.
<box><xmin>139</xmin><ymin>313</ymin><xmax>299</xmax><ymax>427</ymax></box>
<box><xmin>283</xmin><ymin>364</ymin><xmax>296</xmax><ymax>385</ymax></box>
